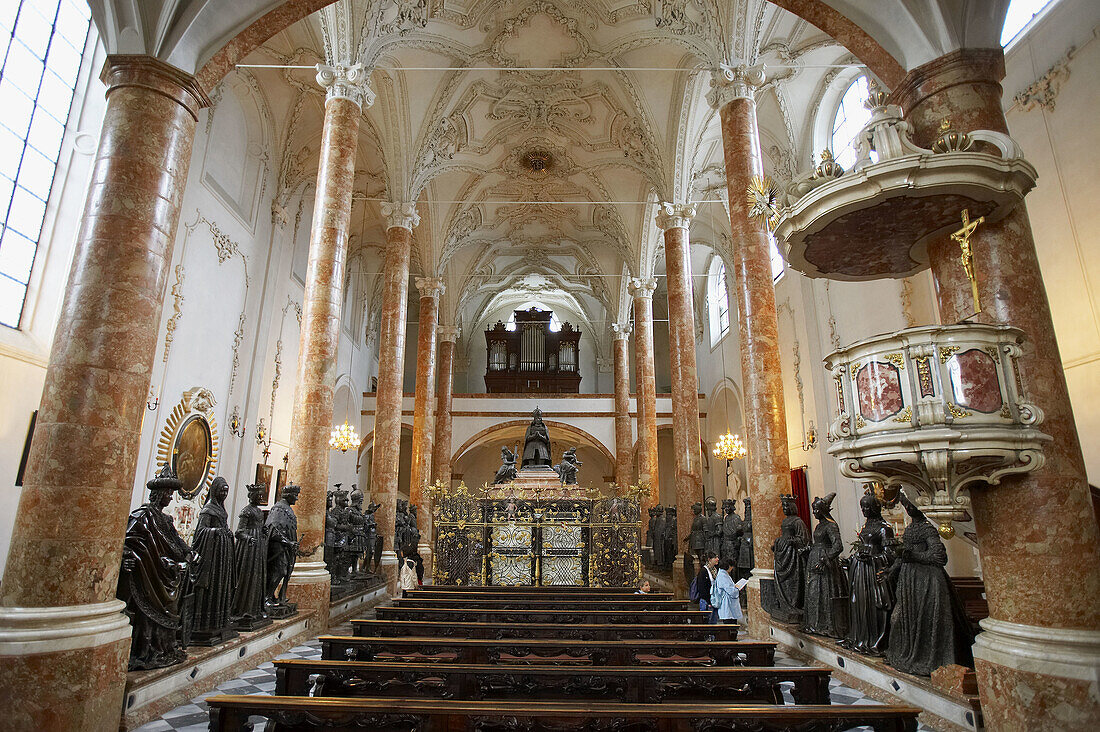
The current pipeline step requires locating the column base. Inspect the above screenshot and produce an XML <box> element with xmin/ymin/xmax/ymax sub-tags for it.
<box><xmin>0</xmin><ymin>600</ymin><xmax>133</xmax><ymax>731</ymax></box>
<box><xmin>972</xmin><ymin>618</ymin><xmax>1100</xmax><ymax>731</ymax></box>
<box><xmin>380</xmin><ymin>550</ymin><xmax>400</xmax><ymax>593</ymax></box>
<box><xmin>287</xmin><ymin>561</ymin><xmax>332</xmax><ymax>631</ymax></box>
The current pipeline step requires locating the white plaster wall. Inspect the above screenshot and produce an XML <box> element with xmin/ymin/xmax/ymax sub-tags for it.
<box><xmin>1001</xmin><ymin>0</ymin><xmax>1100</xmax><ymax>484</ymax></box>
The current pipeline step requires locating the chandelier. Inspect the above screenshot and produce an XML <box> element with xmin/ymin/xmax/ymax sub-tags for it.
<box><xmin>329</xmin><ymin>420</ymin><xmax>361</xmax><ymax>453</ymax></box>
<box><xmin>712</xmin><ymin>431</ymin><xmax>746</xmax><ymax>461</ymax></box>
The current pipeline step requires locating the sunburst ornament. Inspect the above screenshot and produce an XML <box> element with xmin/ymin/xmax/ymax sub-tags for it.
<box><xmin>746</xmin><ymin>174</ymin><xmax>780</xmax><ymax>232</ymax></box>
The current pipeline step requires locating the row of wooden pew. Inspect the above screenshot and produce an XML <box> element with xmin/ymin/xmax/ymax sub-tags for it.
<box><xmin>206</xmin><ymin>584</ymin><xmax>922</xmax><ymax>731</ymax></box>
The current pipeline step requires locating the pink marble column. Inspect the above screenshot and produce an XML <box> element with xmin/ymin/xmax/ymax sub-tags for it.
<box><xmin>630</xmin><ymin>278</ymin><xmax>660</xmax><ymax>517</ymax></box>
<box><xmin>711</xmin><ymin>65</ymin><xmax>792</xmax><ymax>636</ymax></box>
<box><xmin>286</xmin><ymin>64</ymin><xmax>370</xmax><ymax>626</ymax></box>
<box><xmin>894</xmin><ymin>49</ymin><xmax>1100</xmax><ymax>731</ymax></box>
<box><xmin>0</xmin><ymin>56</ymin><xmax>208</xmax><ymax>731</ymax></box>
<box><xmin>432</xmin><ymin>327</ymin><xmax>459</xmax><ymax>485</ymax></box>
<box><xmin>370</xmin><ymin>203</ymin><xmax>419</xmax><ymax>589</ymax></box>
<box><xmin>611</xmin><ymin>324</ymin><xmax>633</xmax><ymax>488</ymax></box>
<box><xmin>656</xmin><ymin>204</ymin><xmax>704</xmax><ymax>580</ymax></box>
<box><xmin>409</xmin><ymin>277</ymin><xmax>443</xmax><ymax>567</ymax></box>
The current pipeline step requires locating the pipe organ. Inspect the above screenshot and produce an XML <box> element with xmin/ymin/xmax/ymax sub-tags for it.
<box><xmin>484</xmin><ymin>308</ymin><xmax>582</xmax><ymax>393</ymax></box>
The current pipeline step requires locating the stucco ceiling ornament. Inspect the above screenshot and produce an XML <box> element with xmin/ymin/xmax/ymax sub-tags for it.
<box><xmin>706</xmin><ymin>63</ymin><xmax>766</xmax><ymax>109</ymax></box>
<box><xmin>315</xmin><ymin>63</ymin><xmax>375</xmax><ymax>109</ymax></box>
<box><xmin>379</xmin><ymin>0</ymin><xmax>429</xmax><ymax>35</ymax></box>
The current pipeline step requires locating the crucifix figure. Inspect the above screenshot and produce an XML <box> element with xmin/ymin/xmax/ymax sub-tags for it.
<box><xmin>950</xmin><ymin>209</ymin><xmax>985</xmax><ymax>315</ymax></box>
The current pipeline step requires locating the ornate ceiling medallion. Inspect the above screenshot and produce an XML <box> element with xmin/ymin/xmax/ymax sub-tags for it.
<box><xmin>521</xmin><ymin>148</ymin><xmax>554</xmax><ymax>174</ymax></box>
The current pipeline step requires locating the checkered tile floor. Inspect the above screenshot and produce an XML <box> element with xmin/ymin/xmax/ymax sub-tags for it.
<box><xmin>137</xmin><ymin>619</ymin><xmax>938</xmax><ymax>732</ymax></box>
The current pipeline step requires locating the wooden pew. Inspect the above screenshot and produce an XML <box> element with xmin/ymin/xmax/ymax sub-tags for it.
<box><xmin>375</xmin><ymin>606</ymin><xmax>709</xmax><ymax>624</ymax></box>
<box><xmin>406</xmin><ymin>589</ymin><xmax>676</xmax><ymax>601</ymax></box>
<box><xmin>320</xmin><ymin>634</ymin><xmax>776</xmax><ymax>666</ymax></box>
<box><xmin>207</xmin><ymin>696</ymin><xmax>921</xmax><ymax>731</ymax></box>
<box><xmin>392</xmin><ymin>597</ymin><xmax>693</xmax><ymax>611</ymax></box>
<box><xmin>352</xmin><ymin>618</ymin><xmax>739</xmax><ymax>641</ymax></box>
<box><xmin>273</xmin><ymin>658</ymin><xmax>832</xmax><ymax>704</ymax></box>
<box><xmin>418</xmin><ymin>585</ymin><xmax>647</xmax><ymax>593</ymax></box>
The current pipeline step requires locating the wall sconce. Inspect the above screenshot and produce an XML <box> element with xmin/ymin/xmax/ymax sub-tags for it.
<box><xmin>256</xmin><ymin>418</ymin><xmax>268</xmax><ymax>446</ymax></box>
<box><xmin>146</xmin><ymin>387</ymin><xmax>159</xmax><ymax>411</ymax></box>
<box><xmin>803</xmin><ymin>420</ymin><xmax>818</xmax><ymax>451</ymax></box>
<box><xmin>230</xmin><ymin>406</ymin><xmax>245</xmax><ymax>438</ymax></box>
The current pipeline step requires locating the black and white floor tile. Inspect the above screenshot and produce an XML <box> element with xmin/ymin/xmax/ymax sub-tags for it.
<box><xmin>137</xmin><ymin>625</ymin><xmax>938</xmax><ymax>732</ymax></box>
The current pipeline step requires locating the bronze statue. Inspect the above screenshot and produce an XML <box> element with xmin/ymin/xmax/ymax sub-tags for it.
<box><xmin>364</xmin><ymin>501</ymin><xmax>381</xmax><ymax>573</ymax></box>
<box><xmin>650</xmin><ymin>506</ymin><xmax>666</xmax><ymax>568</ymax></box>
<box><xmin>118</xmin><ymin>464</ymin><xmax>191</xmax><ymax>670</ymax></box>
<box><xmin>493</xmin><ymin>446</ymin><xmax>518</xmax><ymax>484</ymax></box>
<box><xmin>801</xmin><ymin>493</ymin><xmax>848</xmax><ymax>638</ymax></box>
<box><xmin>265</xmin><ymin>482</ymin><xmax>300</xmax><ymax>618</ymax></box>
<box><xmin>521</xmin><ymin>407</ymin><xmax>552</xmax><ymax>468</ymax></box>
<box><xmin>843</xmin><ymin>491</ymin><xmax>896</xmax><ymax>655</ymax></box>
<box><xmin>662</xmin><ymin>506</ymin><xmax>677</xmax><ymax>570</ymax></box>
<box><xmin>886</xmin><ymin>493</ymin><xmax>974</xmax><ymax>675</ymax></box>
<box><xmin>231</xmin><ymin>482</ymin><xmax>270</xmax><ymax>631</ymax></box>
<box><xmin>346</xmin><ymin>487</ymin><xmax>370</xmax><ymax>576</ymax></box>
<box><xmin>689</xmin><ymin>501</ymin><xmax>706</xmax><ymax>566</ymax></box>
<box><xmin>553</xmin><ymin>447</ymin><xmax>582</xmax><ymax>485</ymax></box>
<box><xmin>186</xmin><ymin>476</ymin><xmax>237</xmax><ymax>645</ymax></box>
<box><xmin>770</xmin><ymin>494</ymin><xmax>810</xmax><ymax>623</ymax></box>
<box><xmin>739</xmin><ymin>498</ymin><xmax>755</xmax><ymax>581</ymax></box>
<box><xmin>720</xmin><ymin>499</ymin><xmax>743</xmax><ymax>568</ymax></box>
<box><xmin>703</xmin><ymin>496</ymin><xmax>721</xmax><ymax>556</ymax></box>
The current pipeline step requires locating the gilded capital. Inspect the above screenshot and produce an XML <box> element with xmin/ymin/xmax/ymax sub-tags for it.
<box><xmin>611</xmin><ymin>322</ymin><xmax>632</xmax><ymax>341</ymax></box>
<box><xmin>706</xmin><ymin>63</ymin><xmax>766</xmax><ymax>109</ymax></box>
<box><xmin>315</xmin><ymin>63</ymin><xmax>375</xmax><ymax>109</ymax></box>
<box><xmin>655</xmin><ymin>201</ymin><xmax>696</xmax><ymax>231</ymax></box>
<box><xmin>629</xmin><ymin>277</ymin><xmax>658</xmax><ymax>299</ymax></box>
<box><xmin>415</xmin><ymin>277</ymin><xmax>446</xmax><ymax>299</ymax></box>
<box><xmin>381</xmin><ymin>201</ymin><xmax>420</xmax><ymax>231</ymax></box>
<box><xmin>437</xmin><ymin>325</ymin><xmax>460</xmax><ymax>342</ymax></box>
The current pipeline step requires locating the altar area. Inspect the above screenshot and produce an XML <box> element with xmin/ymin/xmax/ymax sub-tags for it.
<box><xmin>432</xmin><ymin>487</ymin><xmax>641</xmax><ymax>588</ymax></box>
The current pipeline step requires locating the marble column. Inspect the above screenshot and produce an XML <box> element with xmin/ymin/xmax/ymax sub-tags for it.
<box><xmin>286</xmin><ymin>64</ymin><xmax>371</xmax><ymax>626</ymax></box>
<box><xmin>370</xmin><ymin>202</ymin><xmax>419</xmax><ymax>590</ymax></box>
<box><xmin>894</xmin><ymin>48</ymin><xmax>1100</xmax><ymax>731</ymax></box>
<box><xmin>0</xmin><ymin>56</ymin><xmax>208</xmax><ymax>731</ymax></box>
<box><xmin>611</xmin><ymin>323</ymin><xmax>633</xmax><ymax>488</ymax></box>
<box><xmin>409</xmin><ymin>277</ymin><xmax>443</xmax><ymax>570</ymax></box>
<box><xmin>432</xmin><ymin>326</ymin><xmax>459</xmax><ymax>485</ymax></box>
<box><xmin>630</xmin><ymin>278</ymin><xmax>660</xmax><ymax>517</ymax></box>
<box><xmin>710</xmin><ymin>64</ymin><xmax>792</xmax><ymax>637</ymax></box>
<box><xmin>656</xmin><ymin>204</ymin><xmax>703</xmax><ymax>581</ymax></box>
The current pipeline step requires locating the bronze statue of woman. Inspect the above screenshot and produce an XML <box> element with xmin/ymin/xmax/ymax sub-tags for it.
<box><xmin>231</xmin><ymin>482</ymin><xmax>270</xmax><ymax>631</ymax></box>
<box><xmin>771</xmin><ymin>494</ymin><xmax>810</xmax><ymax>622</ymax></box>
<box><xmin>801</xmin><ymin>493</ymin><xmax>848</xmax><ymax>638</ymax></box>
<box><xmin>886</xmin><ymin>493</ymin><xmax>974</xmax><ymax>675</ymax></box>
<box><xmin>843</xmin><ymin>491</ymin><xmax>896</xmax><ymax>655</ymax></box>
<box><xmin>187</xmin><ymin>476</ymin><xmax>237</xmax><ymax>645</ymax></box>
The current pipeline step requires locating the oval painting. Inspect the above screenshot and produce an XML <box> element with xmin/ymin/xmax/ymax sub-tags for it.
<box><xmin>174</xmin><ymin>414</ymin><xmax>212</xmax><ymax>499</ymax></box>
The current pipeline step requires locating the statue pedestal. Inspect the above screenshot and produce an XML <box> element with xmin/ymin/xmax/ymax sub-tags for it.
<box><xmin>504</xmin><ymin>467</ymin><xmax>587</xmax><ymax>500</ymax></box>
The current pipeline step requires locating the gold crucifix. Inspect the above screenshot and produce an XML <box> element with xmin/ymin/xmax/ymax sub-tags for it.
<box><xmin>950</xmin><ymin>209</ymin><xmax>985</xmax><ymax>315</ymax></box>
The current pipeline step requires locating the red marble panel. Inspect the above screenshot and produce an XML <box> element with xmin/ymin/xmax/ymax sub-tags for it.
<box><xmin>856</xmin><ymin>362</ymin><xmax>904</xmax><ymax>422</ymax></box>
<box><xmin>947</xmin><ymin>349</ymin><xmax>1002</xmax><ymax>413</ymax></box>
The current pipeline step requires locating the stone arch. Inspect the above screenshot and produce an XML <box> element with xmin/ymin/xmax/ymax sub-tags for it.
<box><xmin>452</xmin><ymin>419</ymin><xmax>615</xmax><ymax>467</ymax></box>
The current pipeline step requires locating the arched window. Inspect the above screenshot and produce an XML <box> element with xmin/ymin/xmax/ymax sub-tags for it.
<box><xmin>1001</xmin><ymin>0</ymin><xmax>1058</xmax><ymax>47</ymax></box>
<box><xmin>708</xmin><ymin>258</ymin><xmax>731</xmax><ymax>344</ymax></box>
<box><xmin>830</xmin><ymin>75</ymin><xmax>872</xmax><ymax>171</ymax></box>
<box><xmin>507</xmin><ymin>302</ymin><xmax>561</xmax><ymax>332</ymax></box>
<box><xmin>0</xmin><ymin>1</ymin><xmax>91</xmax><ymax>328</ymax></box>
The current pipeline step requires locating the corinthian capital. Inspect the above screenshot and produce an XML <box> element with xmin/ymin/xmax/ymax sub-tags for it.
<box><xmin>629</xmin><ymin>277</ymin><xmax>658</xmax><ymax>299</ymax></box>
<box><xmin>381</xmin><ymin>201</ymin><xmax>420</xmax><ymax>231</ymax></box>
<box><xmin>415</xmin><ymin>277</ymin><xmax>446</xmax><ymax>298</ymax></box>
<box><xmin>655</xmin><ymin>201</ymin><xmax>696</xmax><ymax>231</ymax></box>
<box><xmin>707</xmin><ymin>63</ymin><xmax>766</xmax><ymax>109</ymax></box>
<box><xmin>316</xmin><ymin>63</ymin><xmax>375</xmax><ymax>109</ymax></box>
<box><xmin>437</xmin><ymin>325</ymin><xmax>460</xmax><ymax>342</ymax></box>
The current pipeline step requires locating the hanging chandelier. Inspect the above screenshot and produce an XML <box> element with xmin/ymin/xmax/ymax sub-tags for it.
<box><xmin>329</xmin><ymin>420</ymin><xmax>361</xmax><ymax>453</ymax></box>
<box><xmin>712</xmin><ymin>431</ymin><xmax>746</xmax><ymax>461</ymax></box>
